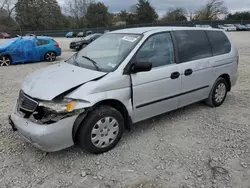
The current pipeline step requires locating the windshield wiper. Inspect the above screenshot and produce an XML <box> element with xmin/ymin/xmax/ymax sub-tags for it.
<box><xmin>82</xmin><ymin>55</ymin><xmax>100</xmax><ymax>71</ymax></box>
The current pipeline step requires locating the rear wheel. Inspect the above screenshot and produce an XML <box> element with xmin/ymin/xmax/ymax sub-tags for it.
<box><xmin>0</xmin><ymin>55</ymin><xmax>11</xmax><ymax>66</ymax></box>
<box><xmin>45</xmin><ymin>52</ymin><xmax>56</xmax><ymax>62</ymax></box>
<box><xmin>206</xmin><ymin>77</ymin><xmax>228</xmax><ymax>107</ymax></box>
<box><xmin>76</xmin><ymin>106</ymin><xmax>124</xmax><ymax>154</ymax></box>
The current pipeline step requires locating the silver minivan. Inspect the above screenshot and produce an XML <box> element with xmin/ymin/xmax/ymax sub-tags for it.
<box><xmin>9</xmin><ymin>27</ymin><xmax>238</xmax><ymax>153</ymax></box>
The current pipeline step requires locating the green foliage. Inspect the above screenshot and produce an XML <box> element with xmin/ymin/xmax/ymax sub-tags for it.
<box><xmin>136</xmin><ymin>0</ymin><xmax>158</xmax><ymax>23</ymax></box>
<box><xmin>15</xmin><ymin>0</ymin><xmax>67</xmax><ymax>30</ymax></box>
<box><xmin>86</xmin><ymin>2</ymin><xmax>110</xmax><ymax>27</ymax></box>
<box><xmin>161</xmin><ymin>8</ymin><xmax>187</xmax><ymax>22</ymax></box>
<box><xmin>118</xmin><ymin>10</ymin><xmax>138</xmax><ymax>25</ymax></box>
<box><xmin>227</xmin><ymin>11</ymin><xmax>250</xmax><ymax>20</ymax></box>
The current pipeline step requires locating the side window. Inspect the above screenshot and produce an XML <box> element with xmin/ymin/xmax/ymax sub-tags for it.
<box><xmin>174</xmin><ymin>30</ymin><xmax>212</xmax><ymax>63</ymax></box>
<box><xmin>36</xmin><ymin>39</ymin><xmax>49</xmax><ymax>46</ymax></box>
<box><xmin>206</xmin><ymin>31</ymin><xmax>231</xmax><ymax>56</ymax></box>
<box><xmin>135</xmin><ymin>33</ymin><xmax>175</xmax><ymax>68</ymax></box>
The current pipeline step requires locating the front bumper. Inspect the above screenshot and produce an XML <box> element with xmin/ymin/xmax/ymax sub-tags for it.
<box><xmin>9</xmin><ymin>103</ymin><xmax>78</xmax><ymax>152</ymax></box>
<box><xmin>70</xmin><ymin>43</ymin><xmax>79</xmax><ymax>49</ymax></box>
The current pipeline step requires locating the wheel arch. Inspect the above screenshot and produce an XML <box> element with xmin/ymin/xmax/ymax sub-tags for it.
<box><xmin>219</xmin><ymin>73</ymin><xmax>231</xmax><ymax>91</ymax></box>
<box><xmin>0</xmin><ymin>53</ymin><xmax>12</xmax><ymax>60</ymax></box>
<box><xmin>72</xmin><ymin>99</ymin><xmax>132</xmax><ymax>142</ymax></box>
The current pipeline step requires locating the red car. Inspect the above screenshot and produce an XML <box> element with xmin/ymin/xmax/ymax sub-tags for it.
<box><xmin>0</xmin><ymin>32</ymin><xmax>11</xmax><ymax>39</ymax></box>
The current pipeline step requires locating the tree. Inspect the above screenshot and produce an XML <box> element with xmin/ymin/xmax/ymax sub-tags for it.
<box><xmin>161</xmin><ymin>8</ymin><xmax>187</xmax><ymax>22</ymax></box>
<box><xmin>0</xmin><ymin>0</ymin><xmax>16</xmax><ymax>18</ymax></box>
<box><xmin>0</xmin><ymin>8</ymin><xmax>17</xmax><ymax>31</ymax></box>
<box><xmin>85</xmin><ymin>2</ymin><xmax>110</xmax><ymax>27</ymax></box>
<box><xmin>16</xmin><ymin>0</ymin><xmax>67</xmax><ymax>30</ymax></box>
<box><xmin>136</xmin><ymin>0</ymin><xmax>158</xmax><ymax>23</ymax></box>
<box><xmin>194</xmin><ymin>0</ymin><xmax>228</xmax><ymax>20</ymax></box>
<box><xmin>64</xmin><ymin>0</ymin><xmax>95</xmax><ymax>28</ymax></box>
<box><xmin>119</xmin><ymin>10</ymin><xmax>128</xmax><ymax>22</ymax></box>
<box><xmin>227</xmin><ymin>11</ymin><xmax>250</xmax><ymax>20</ymax></box>
<box><xmin>129</xmin><ymin>4</ymin><xmax>137</xmax><ymax>13</ymax></box>
<box><xmin>118</xmin><ymin>10</ymin><xmax>138</xmax><ymax>25</ymax></box>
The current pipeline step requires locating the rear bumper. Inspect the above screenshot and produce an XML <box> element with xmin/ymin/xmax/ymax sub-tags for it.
<box><xmin>56</xmin><ymin>48</ymin><xmax>62</xmax><ymax>56</ymax></box>
<box><xmin>9</xmin><ymin>103</ymin><xmax>78</xmax><ymax>152</ymax></box>
<box><xmin>231</xmin><ymin>72</ymin><xmax>238</xmax><ymax>88</ymax></box>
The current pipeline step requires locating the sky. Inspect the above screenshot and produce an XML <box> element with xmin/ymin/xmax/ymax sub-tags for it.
<box><xmin>58</xmin><ymin>0</ymin><xmax>250</xmax><ymax>16</ymax></box>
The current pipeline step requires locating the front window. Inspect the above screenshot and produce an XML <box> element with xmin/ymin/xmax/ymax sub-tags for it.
<box><xmin>67</xmin><ymin>33</ymin><xmax>142</xmax><ymax>72</ymax></box>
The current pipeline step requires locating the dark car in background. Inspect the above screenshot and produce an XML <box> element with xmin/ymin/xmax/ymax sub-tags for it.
<box><xmin>70</xmin><ymin>33</ymin><xmax>102</xmax><ymax>51</ymax></box>
<box><xmin>0</xmin><ymin>32</ymin><xmax>11</xmax><ymax>39</ymax></box>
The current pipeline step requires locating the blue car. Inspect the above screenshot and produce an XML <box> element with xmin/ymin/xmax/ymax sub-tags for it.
<box><xmin>65</xmin><ymin>32</ymin><xmax>75</xmax><ymax>38</ymax></box>
<box><xmin>0</xmin><ymin>36</ymin><xmax>61</xmax><ymax>66</ymax></box>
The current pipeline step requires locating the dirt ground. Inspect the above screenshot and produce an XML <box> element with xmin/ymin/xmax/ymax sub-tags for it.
<box><xmin>0</xmin><ymin>32</ymin><xmax>250</xmax><ymax>188</ymax></box>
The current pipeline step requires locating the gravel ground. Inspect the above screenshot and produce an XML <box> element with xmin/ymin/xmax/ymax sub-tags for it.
<box><xmin>0</xmin><ymin>33</ymin><xmax>250</xmax><ymax>188</ymax></box>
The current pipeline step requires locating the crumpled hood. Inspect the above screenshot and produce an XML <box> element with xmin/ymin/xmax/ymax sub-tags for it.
<box><xmin>21</xmin><ymin>62</ymin><xmax>106</xmax><ymax>100</ymax></box>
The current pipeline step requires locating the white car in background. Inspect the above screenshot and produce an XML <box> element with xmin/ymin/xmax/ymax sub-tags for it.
<box><xmin>195</xmin><ymin>25</ymin><xmax>212</xmax><ymax>28</ymax></box>
<box><xmin>224</xmin><ymin>24</ymin><xmax>237</xmax><ymax>31</ymax></box>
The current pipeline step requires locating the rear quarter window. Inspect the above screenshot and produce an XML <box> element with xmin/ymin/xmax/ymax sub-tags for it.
<box><xmin>206</xmin><ymin>31</ymin><xmax>231</xmax><ymax>56</ymax></box>
<box><xmin>36</xmin><ymin>39</ymin><xmax>50</xmax><ymax>46</ymax></box>
<box><xmin>173</xmin><ymin>30</ymin><xmax>212</xmax><ymax>63</ymax></box>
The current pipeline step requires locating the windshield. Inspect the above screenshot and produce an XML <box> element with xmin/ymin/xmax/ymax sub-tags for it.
<box><xmin>67</xmin><ymin>33</ymin><xmax>142</xmax><ymax>72</ymax></box>
<box><xmin>84</xmin><ymin>34</ymin><xmax>95</xmax><ymax>40</ymax></box>
<box><xmin>0</xmin><ymin>38</ymin><xmax>17</xmax><ymax>47</ymax></box>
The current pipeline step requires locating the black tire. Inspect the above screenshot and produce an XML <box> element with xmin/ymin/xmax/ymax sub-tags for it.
<box><xmin>0</xmin><ymin>55</ymin><xmax>11</xmax><ymax>66</ymax></box>
<box><xmin>45</xmin><ymin>51</ymin><xmax>56</xmax><ymax>62</ymax></box>
<box><xmin>76</xmin><ymin>106</ymin><xmax>124</xmax><ymax>154</ymax></box>
<box><xmin>206</xmin><ymin>77</ymin><xmax>228</xmax><ymax>107</ymax></box>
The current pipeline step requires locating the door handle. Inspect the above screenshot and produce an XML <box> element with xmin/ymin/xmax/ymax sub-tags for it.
<box><xmin>184</xmin><ymin>69</ymin><xmax>193</xmax><ymax>76</ymax></box>
<box><xmin>170</xmin><ymin>72</ymin><xmax>180</xmax><ymax>79</ymax></box>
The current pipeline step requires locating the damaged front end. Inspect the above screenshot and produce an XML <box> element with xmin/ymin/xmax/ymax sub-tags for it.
<box><xmin>17</xmin><ymin>90</ymin><xmax>86</xmax><ymax>125</ymax></box>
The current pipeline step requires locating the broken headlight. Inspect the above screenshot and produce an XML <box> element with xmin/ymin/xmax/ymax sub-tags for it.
<box><xmin>38</xmin><ymin>99</ymin><xmax>78</xmax><ymax>113</ymax></box>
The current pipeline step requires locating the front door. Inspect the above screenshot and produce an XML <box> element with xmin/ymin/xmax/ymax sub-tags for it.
<box><xmin>131</xmin><ymin>32</ymin><xmax>182</xmax><ymax>123</ymax></box>
<box><xmin>11</xmin><ymin>40</ymin><xmax>26</xmax><ymax>63</ymax></box>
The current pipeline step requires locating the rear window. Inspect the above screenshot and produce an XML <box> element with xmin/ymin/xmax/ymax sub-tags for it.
<box><xmin>206</xmin><ymin>31</ymin><xmax>231</xmax><ymax>56</ymax></box>
<box><xmin>173</xmin><ymin>30</ymin><xmax>212</xmax><ymax>63</ymax></box>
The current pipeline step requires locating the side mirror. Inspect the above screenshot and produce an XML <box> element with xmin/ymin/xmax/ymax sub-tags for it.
<box><xmin>132</xmin><ymin>62</ymin><xmax>152</xmax><ymax>73</ymax></box>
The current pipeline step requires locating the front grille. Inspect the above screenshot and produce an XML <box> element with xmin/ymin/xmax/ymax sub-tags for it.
<box><xmin>18</xmin><ymin>91</ymin><xmax>38</xmax><ymax>112</ymax></box>
<box><xmin>70</xmin><ymin>43</ymin><xmax>75</xmax><ymax>48</ymax></box>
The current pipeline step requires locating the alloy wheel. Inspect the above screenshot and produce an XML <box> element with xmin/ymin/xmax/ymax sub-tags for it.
<box><xmin>46</xmin><ymin>52</ymin><xmax>56</xmax><ymax>62</ymax></box>
<box><xmin>0</xmin><ymin>56</ymin><xmax>11</xmax><ymax>66</ymax></box>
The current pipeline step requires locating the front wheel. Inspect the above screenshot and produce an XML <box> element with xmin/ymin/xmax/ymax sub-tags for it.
<box><xmin>45</xmin><ymin>52</ymin><xmax>56</xmax><ymax>62</ymax></box>
<box><xmin>0</xmin><ymin>55</ymin><xmax>11</xmax><ymax>66</ymax></box>
<box><xmin>206</xmin><ymin>77</ymin><xmax>228</xmax><ymax>107</ymax></box>
<box><xmin>76</xmin><ymin>106</ymin><xmax>124</xmax><ymax>154</ymax></box>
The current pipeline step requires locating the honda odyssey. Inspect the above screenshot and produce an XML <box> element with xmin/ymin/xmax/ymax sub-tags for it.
<box><xmin>9</xmin><ymin>27</ymin><xmax>238</xmax><ymax>153</ymax></box>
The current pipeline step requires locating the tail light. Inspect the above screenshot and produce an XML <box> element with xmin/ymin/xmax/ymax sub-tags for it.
<box><xmin>54</xmin><ymin>43</ymin><xmax>59</xmax><ymax>47</ymax></box>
